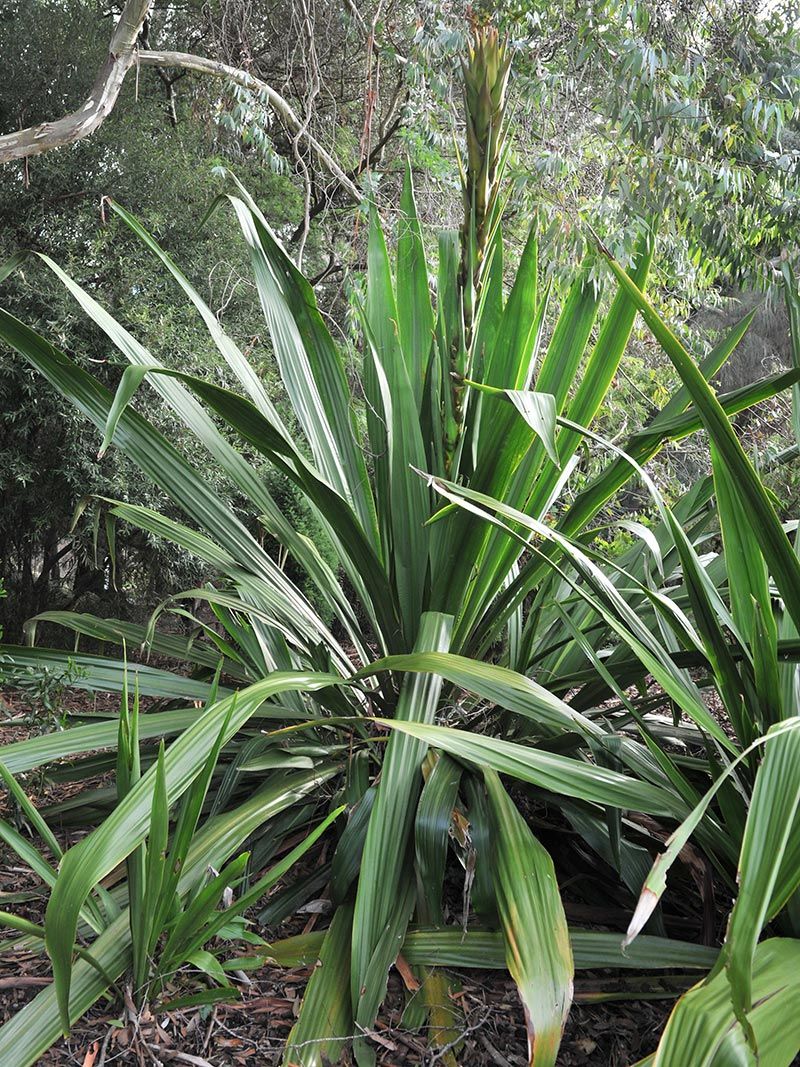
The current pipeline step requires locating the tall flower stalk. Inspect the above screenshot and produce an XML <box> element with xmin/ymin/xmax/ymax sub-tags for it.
<box><xmin>445</xmin><ymin>25</ymin><xmax>511</xmax><ymax>471</ymax></box>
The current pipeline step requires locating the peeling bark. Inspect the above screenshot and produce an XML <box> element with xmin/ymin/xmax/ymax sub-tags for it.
<box><xmin>0</xmin><ymin>0</ymin><xmax>152</xmax><ymax>163</ymax></box>
<box><xmin>0</xmin><ymin>1</ymin><xmax>362</xmax><ymax>204</ymax></box>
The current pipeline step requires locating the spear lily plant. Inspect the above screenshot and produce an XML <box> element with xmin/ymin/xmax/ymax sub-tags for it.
<box><xmin>0</xmin><ymin>25</ymin><xmax>799</xmax><ymax>1067</ymax></box>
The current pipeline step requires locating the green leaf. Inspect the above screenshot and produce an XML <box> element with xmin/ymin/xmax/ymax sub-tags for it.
<box><xmin>224</xmin><ymin>177</ymin><xmax>379</xmax><ymax>548</ymax></box>
<box><xmin>506</xmin><ymin>391</ymin><xmax>559</xmax><ymax>467</ymax></box>
<box><xmin>0</xmin><ymin>310</ymin><xmax>345</xmax><ymax>664</ymax></box>
<box><xmin>424</xmin><ymin>472</ymin><xmax>736</xmax><ymax>753</ymax></box>
<box><xmin>600</xmin><ymin>249</ymin><xmax>800</xmax><ymax>631</ymax></box>
<box><xmin>400</xmin><ymin>927</ymin><xmax>718</xmax><ymax>972</ymax></box>
<box><xmin>624</xmin><ymin>720</ymin><xmax>800</xmax><ymax>948</ymax></box>
<box><xmin>15</xmin><ymin>246</ymin><xmax>357</xmax><ymax>645</ymax></box>
<box><xmin>45</xmin><ymin>672</ymin><xmax>343</xmax><ymax>1031</ymax></box>
<box><xmin>351</xmin><ymin>612</ymin><xmax>453</xmax><ymax>1060</ymax></box>
<box><xmin>476</xmin><ymin>311</ymin><xmax>760</xmax><ymax>655</ymax></box>
<box><xmin>646</xmin><ymin>939</ymin><xmax>800</xmax><ymax>1067</ymax></box>
<box><xmin>330</xmin><ymin>788</ymin><xmax>376</xmax><ymax>906</ymax></box>
<box><xmin>415</xmin><ymin>753</ymin><xmax>462</xmax><ymax>924</ymax></box>
<box><xmin>482</xmin><ymin>223</ymin><xmax>539</xmax><ymax>391</ymax></box>
<box><xmin>0</xmin><ymin>761</ymin><xmax>342</xmax><ymax>1067</ymax></box>
<box><xmin>283</xmin><ymin>902</ymin><xmax>354</xmax><ymax>1067</ymax></box>
<box><xmin>137</xmin><ymin>741</ymin><xmax>169</xmax><ymax>991</ymax></box>
<box><xmin>724</xmin><ymin>725</ymin><xmax>800</xmax><ymax>1039</ymax></box>
<box><xmin>396</xmin><ymin>163</ymin><xmax>434</xmax><ymax>408</ymax></box>
<box><xmin>0</xmin><ymin>761</ymin><xmax>62</xmax><ymax>862</ymax></box>
<box><xmin>0</xmin><ymin>645</ymin><xmax>220</xmax><ymax>702</ymax></box>
<box><xmin>106</xmin><ymin>200</ymin><xmax>281</xmax><ymax>421</ymax></box>
<box><xmin>484</xmin><ymin>770</ymin><xmax>573</xmax><ymax>1066</ymax></box>
<box><xmin>712</xmin><ymin>442</ymin><xmax>771</xmax><ymax>646</ymax></box>
<box><xmin>24</xmin><ymin>611</ymin><xmax>245</xmax><ymax>678</ymax></box>
<box><xmin>95</xmin><ymin>359</ymin><xmax>392</xmax><ymax>657</ymax></box>
<box><xmin>782</xmin><ymin>262</ymin><xmax>800</xmax><ymax>451</ymax></box>
<box><xmin>376</xmin><ymin>718</ymin><xmax>681</xmax><ymax>816</ymax></box>
<box><xmin>186</xmin><ymin>948</ymin><xmax>228</xmax><ymax>987</ymax></box>
<box><xmin>361</xmin><ymin>219</ymin><xmax>431</xmax><ymax>644</ymax></box>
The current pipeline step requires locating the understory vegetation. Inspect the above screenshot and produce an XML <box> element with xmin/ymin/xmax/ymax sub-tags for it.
<box><xmin>1</xmin><ymin>10</ymin><xmax>800</xmax><ymax>1067</ymax></box>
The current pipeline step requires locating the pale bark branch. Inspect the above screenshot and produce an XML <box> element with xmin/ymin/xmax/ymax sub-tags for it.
<box><xmin>0</xmin><ymin>0</ymin><xmax>152</xmax><ymax>163</ymax></box>
<box><xmin>136</xmin><ymin>50</ymin><xmax>362</xmax><ymax>202</ymax></box>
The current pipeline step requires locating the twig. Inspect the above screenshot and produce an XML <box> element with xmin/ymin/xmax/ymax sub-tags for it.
<box><xmin>478</xmin><ymin>1032</ymin><xmax>514</xmax><ymax>1067</ymax></box>
<box><xmin>158</xmin><ymin>1052</ymin><xmax>216</xmax><ymax>1067</ymax></box>
<box><xmin>428</xmin><ymin>1009</ymin><xmax>493</xmax><ymax>1064</ymax></box>
<box><xmin>96</xmin><ymin>1025</ymin><xmax>115</xmax><ymax>1067</ymax></box>
<box><xmin>0</xmin><ymin>976</ymin><xmax>52</xmax><ymax>989</ymax></box>
<box><xmin>287</xmin><ymin>106</ymin><xmax>405</xmax><ymax>243</ymax></box>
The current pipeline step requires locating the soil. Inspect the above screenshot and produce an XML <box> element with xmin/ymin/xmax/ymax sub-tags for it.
<box><xmin>0</xmin><ymin>685</ymin><xmax>687</xmax><ymax>1067</ymax></box>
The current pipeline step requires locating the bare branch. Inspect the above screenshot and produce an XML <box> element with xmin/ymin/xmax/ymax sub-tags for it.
<box><xmin>136</xmin><ymin>50</ymin><xmax>362</xmax><ymax>202</ymax></box>
<box><xmin>0</xmin><ymin>0</ymin><xmax>152</xmax><ymax>163</ymax></box>
<box><xmin>289</xmin><ymin>103</ymin><xmax>405</xmax><ymax>243</ymax></box>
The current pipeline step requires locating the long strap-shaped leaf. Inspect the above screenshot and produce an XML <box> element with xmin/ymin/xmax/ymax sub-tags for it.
<box><xmin>415</xmin><ymin>753</ymin><xmax>462</xmax><ymax>925</ymax></box>
<box><xmin>522</xmin><ymin>231</ymin><xmax>654</xmax><ymax>528</ymax></box>
<box><xmin>25</xmin><ymin>610</ymin><xmax>249</xmax><ymax>679</ymax></box>
<box><xmin>484</xmin><ymin>770</ymin><xmax>573</xmax><ymax>1067</ymax></box>
<box><xmin>100</xmin><ymin>362</ymin><xmax>397</xmax><ymax>651</ymax></box>
<box><xmin>0</xmin><ymin>310</ymin><xmax>349</xmax><ymax>665</ymax></box>
<box><xmin>224</xmin><ymin>177</ymin><xmax>379</xmax><ymax>550</ymax></box>
<box><xmin>350</xmin><ymin>612</ymin><xmax>453</xmax><ymax>1062</ymax></box>
<box><xmin>0</xmin><ymin>764</ymin><xmax>341</xmax><ymax>1066</ymax></box>
<box><xmin>425</xmin><ymin>474</ymin><xmax>735</xmax><ymax>753</ymax></box>
<box><xmin>362</xmin><ymin>206</ymin><xmax>431</xmax><ymax>644</ymax></box>
<box><xmin>601</xmin><ymin>249</ymin><xmax>800</xmax><ymax>630</ymax></box>
<box><xmin>472</xmin><ymin>313</ymin><xmax>761</xmax><ymax>657</ymax></box>
<box><xmin>401</xmin><ymin>927</ymin><xmax>719</xmax><ymax>972</ymax></box>
<box><xmin>106</xmin><ymin>201</ymin><xmax>283</xmax><ymax>423</ymax></box>
<box><xmin>0</xmin><ymin>645</ymin><xmax>219</xmax><ymax>701</ymax></box>
<box><xmin>546</xmin><ymin>308</ymin><xmax>758</xmax><ymax>550</ymax></box>
<box><xmin>482</xmin><ymin>224</ymin><xmax>539</xmax><ymax>392</ymax></box>
<box><xmin>724</xmin><ymin>723</ymin><xmax>800</xmax><ymax>1042</ymax></box>
<box><xmin>712</xmin><ymin>441</ymin><xmax>776</xmax><ymax>739</ymax></box>
<box><xmin>782</xmin><ymin>262</ymin><xmax>800</xmax><ymax>451</ymax></box>
<box><xmin>376</xmin><ymin>718</ymin><xmax>682</xmax><ymax>816</ymax></box>
<box><xmin>361</xmin><ymin>318</ymin><xmax>430</xmax><ymax>646</ymax></box>
<box><xmin>283</xmin><ymin>902</ymin><xmax>354</xmax><ymax>1067</ymax></box>
<box><xmin>12</xmin><ymin>250</ymin><xmax>360</xmax><ymax>648</ymax></box>
<box><xmin>642</xmin><ymin>938</ymin><xmax>800</xmax><ymax>1067</ymax></box>
<box><xmin>458</xmin><ymin>255</ymin><xmax>624</xmax><ymax>642</ymax></box>
<box><xmin>439</xmin><ymin>266</ymin><xmax>598</xmax><ymax>620</ymax></box>
<box><xmin>472</xmin><ymin>364</ymin><xmax>781</xmax><ymax>670</ymax></box>
<box><xmin>396</xmin><ymin>163</ymin><xmax>434</xmax><ymax>409</ymax></box>
<box><xmin>229</xmin><ymin>926</ymin><xmax>719</xmax><ymax>974</ymax></box>
<box><xmin>357</xmin><ymin>651</ymin><xmax>670</xmax><ymax>788</ymax></box>
<box><xmin>550</xmin><ymin>416</ymin><xmax>754</xmax><ymax>757</ymax></box>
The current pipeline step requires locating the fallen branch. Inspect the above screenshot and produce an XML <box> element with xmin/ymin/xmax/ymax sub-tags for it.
<box><xmin>0</xmin><ymin>976</ymin><xmax>52</xmax><ymax>989</ymax></box>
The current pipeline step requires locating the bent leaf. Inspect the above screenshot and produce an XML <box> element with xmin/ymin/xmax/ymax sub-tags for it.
<box><xmin>484</xmin><ymin>770</ymin><xmax>573</xmax><ymax>1066</ymax></box>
